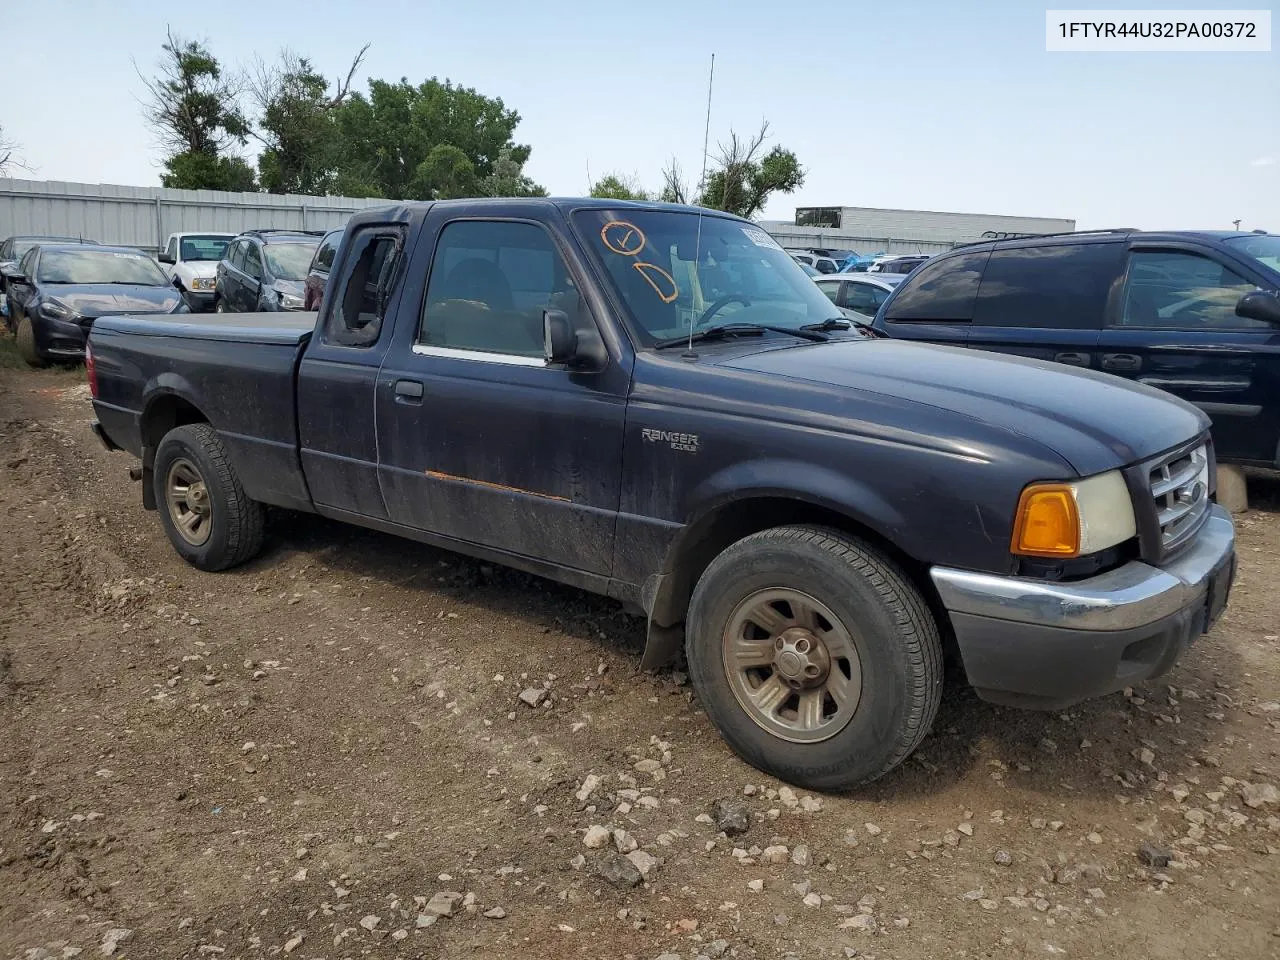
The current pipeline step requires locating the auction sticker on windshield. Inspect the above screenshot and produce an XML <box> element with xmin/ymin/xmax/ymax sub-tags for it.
<box><xmin>743</xmin><ymin>227</ymin><xmax>782</xmax><ymax>249</ymax></box>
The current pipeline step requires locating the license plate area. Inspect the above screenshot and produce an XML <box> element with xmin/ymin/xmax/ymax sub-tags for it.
<box><xmin>1203</xmin><ymin>555</ymin><xmax>1235</xmax><ymax>633</ymax></box>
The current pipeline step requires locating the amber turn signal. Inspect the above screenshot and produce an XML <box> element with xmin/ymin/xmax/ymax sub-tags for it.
<box><xmin>1011</xmin><ymin>483</ymin><xmax>1080</xmax><ymax>558</ymax></box>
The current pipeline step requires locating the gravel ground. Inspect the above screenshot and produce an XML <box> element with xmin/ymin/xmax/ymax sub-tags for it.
<box><xmin>1</xmin><ymin>359</ymin><xmax>1277</xmax><ymax>960</ymax></box>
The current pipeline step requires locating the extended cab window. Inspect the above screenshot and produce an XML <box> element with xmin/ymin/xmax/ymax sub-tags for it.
<box><xmin>1119</xmin><ymin>251</ymin><xmax>1263</xmax><ymax>329</ymax></box>
<box><xmin>972</xmin><ymin>243</ymin><xmax>1122</xmax><ymax>329</ymax></box>
<box><xmin>884</xmin><ymin>250</ymin><xmax>990</xmax><ymax>322</ymax></box>
<box><xmin>418</xmin><ymin>220</ymin><xmax>577</xmax><ymax>358</ymax></box>
<box><xmin>323</xmin><ymin>228</ymin><xmax>404</xmax><ymax>348</ymax></box>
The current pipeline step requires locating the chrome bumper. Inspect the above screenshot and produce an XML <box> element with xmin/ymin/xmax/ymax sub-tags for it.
<box><xmin>930</xmin><ymin>505</ymin><xmax>1234</xmax><ymax>632</ymax></box>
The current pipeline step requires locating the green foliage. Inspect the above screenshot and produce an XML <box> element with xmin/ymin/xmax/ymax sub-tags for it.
<box><xmin>590</xmin><ymin>173</ymin><xmax>650</xmax><ymax>202</ymax></box>
<box><xmin>255</xmin><ymin>56</ymin><xmax>338</xmax><ymax>194</ymax></box>
<box><xmin>697</xmin><ymin>124</ymin><xmax>804</xmax><ymax>218</ymax></box>
<box><xmin>483</xmin><ymin>146</ymin><xmax>547</xmax><ymax>198</ymax></box>
<box><xmin>162</xmin><ymin>151</ymin><xmax>257</xmax><ymax>191</ymax></box>
<box><xmin>411</xmin><ymin>144</ymin><xmax>478</xmax><ymax>200</ymax></box>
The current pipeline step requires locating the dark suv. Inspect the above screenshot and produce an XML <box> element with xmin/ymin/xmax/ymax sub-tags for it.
<box><xmin>872</xmin><ymin>230</ymin><xmax>1280</xmax><ymax>467</ymax></box>
<box><xmin>215</xmin><ymin>229</ymin><xmax>322</xmax><ymax>313</ymax></box>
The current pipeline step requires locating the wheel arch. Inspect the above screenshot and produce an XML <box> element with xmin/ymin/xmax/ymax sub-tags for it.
<box><xmin>139</xmin><ymin>386</ymin><xmax>211</xmax><ymax>510</ymax></box>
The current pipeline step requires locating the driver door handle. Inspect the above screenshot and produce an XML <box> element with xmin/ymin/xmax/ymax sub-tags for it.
<box><xmin>1054</xmin><ymin>351</ymin><xmax>1091</xmax><ymax>367</ymax></box>
<box><xmin>1101</xmin><ymin>353</ymin><xmax>1141</xmax><ymax>372</ymax></box>
<box><xmin>394</xmin><ymin>379</ymin><xmax>424</xmax><ymax>402</ymax></box>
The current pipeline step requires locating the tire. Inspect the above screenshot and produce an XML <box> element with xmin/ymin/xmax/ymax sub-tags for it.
<box><xmin>685</xmin><ymin>525</ymin><xmax>943</xmax><ymax>791</ymax></box>
<box><xmin>152</xmin><ymin>423</ymin><xmax>265</xmax><ymax>571</ymax></box>
<box><xmin>15</xmin><ymin>313</ymin><xmax>47</xmax><ymax>368</ymax></box>
<box><xmin>214</xmin><ymin>298</ymin><xmax>225</xmax><ymax>313</ymax></box>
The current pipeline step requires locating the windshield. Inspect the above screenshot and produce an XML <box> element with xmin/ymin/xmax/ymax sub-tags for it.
<box><xmin>573</xmin><ymin>209</ymin><xmax>842</xmax><ymax>344</ymax></box>
<box><xmin>180</xmin><ymin>235</ymin><xmax>232</xmax><ymax>262</ymax></box>
<box><xmin>1224</xmin><ymin>235</ymin><xmax>1280</xmax><ymax>275</ymax></box>
<box><xmin>37</xmin><ymin>248</ymin><xmax>169</xmax><ymax>285</ymax></box>
<box><xmin>15</xmin><ymin>238</ymin><xmax>78</xmax><ymax>260</ymax></box>
<box><xmin>264</xmin><ymin>242</ymin><xmax>319</xmax><ymax>281</ymax></box>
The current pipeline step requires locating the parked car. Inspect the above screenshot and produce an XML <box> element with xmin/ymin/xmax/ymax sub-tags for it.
<box><xmin>789</xmin><ymin>251</ymin><xmax>841</xmax><ymax>274</ymax></box>
<box><xmin>87</xmin><ymin>198</ymin><xmax>1234</xmax><ymax>791</ymax></box>
<box><xmin>871</xmin><ymin>230</ymin><xmax>1280</xmax><ymax>468</ymax></box>
<box><xmin>7</xmin><ymin>243</ymin><xmax>186</xmax><ymax>365</ymax></box>
<box><xmin>215</xmin><ymin>229</ymin><xmax>321</xmax><ymax>313</ymax></box>
<box><xmin>159</xmin><ymin>232</ymin><xmax>235</xmax><ymax>312</ymax></box>
<box><xmin>868</xmin><ymin>254</ymin><xmax>930</xmax><ymax>274</ymax></box>
<box><xmin>815</xmin><ymin>273</ymin><xmax>904</xmax><ymax>320</ymax></box>
<box><xmin>304</xmin><ymin>229</ymin><xmax>343</xmax><ymax>311</ymax></box>
<box><xmin>795</xmin><ymin>261</ymin><xmax>820</xmax><ymax>278</ymax></box>
<box><xmin>1</xmin><ymin>235</ymin><xmax>96</xmax><ymax>327</ymax></box>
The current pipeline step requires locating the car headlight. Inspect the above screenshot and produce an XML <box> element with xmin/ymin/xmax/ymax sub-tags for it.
<box><xmin>40</xmin><ymin>299</ymin><xmax>75</xmax><ymax>321</ymax></box>
<box><xmin>1011</xmin><ymin>470</ymin><xmax>1136</xmax><ymax>558</ymax></box>
<box><xmin>280</xmin><ymin>293</ymin><xmax>304</xmax><ymax>309</ymax></box>
<box><xmin>191</xmin><ymin>277</ymin><xmax>216</xmax><ymax>291</ymax></box>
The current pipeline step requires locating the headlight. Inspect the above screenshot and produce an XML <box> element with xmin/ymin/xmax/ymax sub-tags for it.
<box><xmin>40</xmin><ymin>299</ymin><xmax>75</xmax><ymax>321</ymax></box>
<box><xmin>191</xmin><ymin>277</ymin><xmax>216</xmax><ymax>291</ymax></box>
<box><xmin>1011</xmin><ymin>470</ymin><xmax>1136</xmax><ymax>558</ymax></box>
<box><xmin>280</xmin><ymin>293</ymin><xmax>304</xmax><ymax>309</ymax></box>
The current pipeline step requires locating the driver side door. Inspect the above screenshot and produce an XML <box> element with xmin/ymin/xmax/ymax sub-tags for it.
<box><xmin>1097</xmin><ymin>244</ymin><xmax>1280</xmax><ymax>464</ymax></box>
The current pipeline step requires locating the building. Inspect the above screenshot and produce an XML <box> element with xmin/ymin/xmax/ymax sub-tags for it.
<box><xmin>761</xmin><ymin>205</ymin><xmax>1076</xmax><ymax>257</ymax></box>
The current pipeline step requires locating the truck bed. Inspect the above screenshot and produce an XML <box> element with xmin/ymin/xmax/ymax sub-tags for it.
<box><xmin>91</xmin><ymin>311</ymin><xmax>315</xmax><ymax>512</ymax></box>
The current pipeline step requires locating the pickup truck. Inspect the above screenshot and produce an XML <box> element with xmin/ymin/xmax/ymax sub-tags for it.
<box><xmin>87</xmin><ymin>198</ymin><xmax>1237</xmax><ymax>790</ymax></box>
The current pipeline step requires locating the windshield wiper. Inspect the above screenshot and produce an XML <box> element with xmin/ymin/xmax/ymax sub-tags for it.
<box><xmin>800</xmin><ymin>316</ymin><xmax>890</xmax><ymax>339</ymax></box>
<box><xmin>653</xmin><ymin>322</ymin><xmax>829</xmax><ymax>349</ymax></box>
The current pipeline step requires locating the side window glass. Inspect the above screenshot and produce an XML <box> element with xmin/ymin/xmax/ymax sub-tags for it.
<box><xmin>973</xmin><ymin>243</ymin><xmax>1123</xmax><ymax>329</ymax></box>
<box><xmin>419</xmin><ymin>220</ymin><xmax>581</xmax><ymax>359</ymax></box>
<box><xmin>324</xmin><ymin>229</ymin><xmax>404</xmax><ymax>348</ymax></box>
<box><xmin>166</xmin><ymin>237</ymin><xmax>178</xmax><ymax>262</ymax></box>
<box><xmin>317</xmin><ymin>234</ymin><xmax>339</xmax><ymax>272</ymax></box>
<box><xmin>18</xmin><ymin>249</ymin><xmax>36</xmax><ymax>277</ymax></box>
<box><xmin>230</xmin><ymin>241</ymin><xmax>246</xmax><ymax>271</ymax></box>
<box><xmin>1120</xmin><ymin>251</ymin><xmax>1263</xmax><ymax>329</ymax></box>
<box><xmin>816</xmin><ymin>280</ymin><xmax>841</xmax><ymax>304</ymax></box>
<box><xmin>244</xmin><ymin>244</ymin><xmax>263</xmax><ymax>279</ymax></box>
<box><xmin>884</xmin><ymin>251</ymin><xmax>990</xmax><ymax>322</ymax></box>
<box><xmin>842</xmin><ymin>282</ymin><xmax>883</xmax><ymax>316</ymax></box>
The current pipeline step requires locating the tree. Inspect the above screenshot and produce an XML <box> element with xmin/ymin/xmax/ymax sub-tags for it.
<box><xmin>658</xmin><ymin>159</ymin><xmax>690</xmax><ymax>204</ymax></box>
<box><xmin>0</xmin><ymin>122</ymin><xmax>19</xmax><ymax>177</ymax></box>
<box><xmin>139</xmin><ymin>29</ymin><xmax>255</xmax><ymax>190</ymax></box>
<box><xmin>332</xmin><ymin>77</ymin><xmax>543</xmax><ymax>200</ymax></box>
<box><xmin>590</xmin><ymin>173</ymin><xmax>650</xmax><ymax>201</ymax></box>
<box><xmin>698</xmin><ymin>122</ymin><xmax>804</xmax><ymax>218</ymax></box>
<box><xmin>251</xmin><ymin>45</ymin><xmax>368</xmax><ymax>195</ymax></box>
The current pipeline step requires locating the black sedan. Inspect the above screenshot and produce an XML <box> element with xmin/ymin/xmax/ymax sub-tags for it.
<box><xmin>7</xmin><ymin>244</ymin><xmax>187</xmax><ymax>365</ymax></box>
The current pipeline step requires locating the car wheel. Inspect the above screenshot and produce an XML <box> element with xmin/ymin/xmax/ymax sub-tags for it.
<box><xmin>685</xmin><ymin>525</ymin><xmax>943</xmax><ymax>791</ymax></box>
<box><xmin>214</xmin><ymin>298</ymin><xmax>225</xmax><ymax>313</ymax></box>
<box><xmin>15</xmin><ymin>313</ymin><xmax>47</xmax><ymax>368</ymax></box>
<box><xmin>153</xmin><ymin>423</ymin><xmax>266</xmax><ymax>571</ymax></box>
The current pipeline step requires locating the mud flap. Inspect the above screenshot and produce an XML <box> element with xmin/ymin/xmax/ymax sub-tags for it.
<box><xmin>639</xmin><ymin>620</ymin><xmax>685</xmax><ymax>672</ymax></box>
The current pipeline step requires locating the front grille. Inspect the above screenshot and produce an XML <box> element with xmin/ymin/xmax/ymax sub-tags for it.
<box><xmin>1146</xmin><ymin>442</ymin><xmax>1211</xmax><ymax>557</ymax></box>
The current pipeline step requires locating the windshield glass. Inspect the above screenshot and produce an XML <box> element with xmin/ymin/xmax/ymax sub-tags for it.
<box><xmin>15</xmin><ymin>238</ymin><xmax>78</xmax><ymax>260</ymax></box>
<box><xmin>1224</xmin><ymin>235</ymin><xmax>1280</xmax><ymax>275</ymax></box>
<box><xmin>264</xmin><ymin>242</ymin><xmax>319</xmax><ymax>281</ymax></box>
<box><xmin>37</xmin><ymin>248</ymin><xmax>169</xmax><ymax>285</ymax></box>
<box><xmin>573</xmin><ymin>209</ymin><xmax>841</xmax><ymax>344</ymax></box>
<box><xmin>180</xmin><ymin>235</ymin><xmax>232</xmax><ymax>262</ymax></box>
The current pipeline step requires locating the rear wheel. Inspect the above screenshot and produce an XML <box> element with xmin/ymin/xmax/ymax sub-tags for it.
<box><xmin>153</xmin><ymin>424</ymin><xmax>265</xmax><ymax>571</ymax></box>
<box><xmin>15</xmin><ymin>313</ymin><xmax>47</xmax><ymax>367</ymax></box>
<box><xmin>214</xmin><ymin>298</ymin><xmax>225</xmax><ymax>314</ymax></box>
<box><xmin>685</xmin><ymin>525</ymin><xmax>943</xmax><ymax>791</ymax></box>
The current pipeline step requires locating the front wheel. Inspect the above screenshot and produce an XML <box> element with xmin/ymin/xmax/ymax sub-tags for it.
<box><xmin>685</xmin><ymin>525</ymin><xmax>943</xmax><ymax>791</ymax></box>
<box><xmin>214</xmin><ymin>298</ymin><xmax>226</xmax><ymax>314</ymax></box>
<box><xmin>153</xmin><ymin>423</ymin><xmax>265</xmax><ymax>571</ymax></box>
<box><xmin>15</xmin><ymin>313</ymin><xmax>47</xmax><ymax>367</ymax></box>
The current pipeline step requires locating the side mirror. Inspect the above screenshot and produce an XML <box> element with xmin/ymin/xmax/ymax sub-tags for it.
<box><xmin>543</xmin><ymin>309</ymin><xmax>578</xmax><ymax>364</ymax></box>
<box><xmin>7</xmin><ymin>272</ymin><xmax>27</xmax><ymax>285</ymax></box>
<box><xmin>1236</xmin><ymin>290</ymin><xmax>1280</xmax><ymax>326</ymax></box>
<box><xmin>158</xmin><ymin>252</ymin><xmax>175</xmax><ymax>264</ymax></box>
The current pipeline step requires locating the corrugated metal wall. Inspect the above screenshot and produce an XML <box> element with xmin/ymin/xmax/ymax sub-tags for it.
<box><xmin>0</xmin><ymin>179</ymin><xmax>394</xmax><ymax>253</ymax></box>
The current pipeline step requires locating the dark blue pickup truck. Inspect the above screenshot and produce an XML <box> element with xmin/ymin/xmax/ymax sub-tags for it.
<box><xmin>87</xmin><ymin>199</ymin><xmax>1236</xmax><ymax>790</ymax></box>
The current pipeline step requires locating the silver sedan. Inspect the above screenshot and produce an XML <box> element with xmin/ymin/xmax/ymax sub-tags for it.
<box><xmin>813</xmin><ymin>273</ymin><xmax>904</xmax><ymax>320</ymax></box>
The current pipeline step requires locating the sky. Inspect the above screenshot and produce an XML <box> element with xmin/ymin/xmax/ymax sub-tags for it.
<box><xmin>4</xmin><ymin>0</ymin><xmax>1277</xmax><ymax>230</ymax></box>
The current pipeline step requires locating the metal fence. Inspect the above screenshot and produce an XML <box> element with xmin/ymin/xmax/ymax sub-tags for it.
<box><xmin>0</xmin><ymin>178</ymin><xmax>394</xmax><ymax>254</ymax></box>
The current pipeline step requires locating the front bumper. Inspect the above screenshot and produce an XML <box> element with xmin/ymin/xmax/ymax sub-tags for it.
<box><xmin>930</xmin><ymin>504</ymin><xmax>1235</xmax><ymax>709</ymax></box>
<box><xmin>31</xmin><ymin>315</ymin><xmax>88</xmax><ymax>358</ymax></box>
<box><xmin>183</xmin><ymin>287</ymin><xmax>217</xmax><ymax>311</ymax></box>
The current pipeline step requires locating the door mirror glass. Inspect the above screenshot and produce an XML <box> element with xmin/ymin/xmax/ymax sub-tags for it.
<box><xmin>543</xmin><ymin>309</ymin><xmax>578</xmax><ymax>364</ymax></box>
<box><xmin>158</xmin><ymin>251</ymin><xmax>175</xmax><ymax>264</ymax></box>
<box><xmin>1235</xmin><ymin>289</ymin><xmax>1280</xmax><ymax>326</ymax></box>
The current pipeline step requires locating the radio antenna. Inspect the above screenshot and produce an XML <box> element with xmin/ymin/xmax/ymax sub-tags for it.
<box><xmin>684</xmin><ymin>52</ymin><xmax>715</xmax><ymax>361</ymax></box>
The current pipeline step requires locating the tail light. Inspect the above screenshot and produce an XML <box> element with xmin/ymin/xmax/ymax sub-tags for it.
<box><xmin>85</xmin><ymin>341</ymin><xmax>99</xmax><ymax>399</ymax></box>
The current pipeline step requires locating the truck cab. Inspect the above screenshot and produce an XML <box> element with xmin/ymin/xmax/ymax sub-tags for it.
<box><xmin>158</xmin><ymin>232</ymin><xmax>236</xmax><ymax>312</ymax></box>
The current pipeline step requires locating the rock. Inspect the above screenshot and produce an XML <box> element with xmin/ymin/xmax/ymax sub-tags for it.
<box><xmin>626</xmin><ymin>849</ymin><xmax>659</xmax><ymax>880</ymax></box>
<box><xmin>634</xmin><ymin>758</ymin><xmax>662</xmax><ymax>774</ymax></box>
<box><xmin>993</xmin><ymin>849</ymin><xmax>1013</xmax><ymax>866</ymax></box>
<box><xmin>864</xmin><ymin>822</ymin><xmax>882</xmax><ymax>836</ymax></box>
<box><xmin>598</xmin><ymin>854</ymin><xmax>644</xmax><ymax>888</ymax></box>
<box><xmin>518</xmin><ymin>687</ymin><xmax>547</xmax><ymax>708</ymax></box>
<box><xmin>1087</xmin><ymin>832</ymin><xmax>1103</xmax><ymax>844</ymax></box>
<box><xmin>423</xmin><ymin>891</ymin><xmax>464</xmax><ymax>917</ymax></box>
<box><xmin>483</xmin><ymin>907</ymin><xmax>507</xmax><ymax>919</ymax></box>
<box><xmin>894</xmin><ymin>917</ymin><xmax>911</xmax><ymax>928</ymax></box>
<box><xmin>613</xmin><ymin>829</ymin><xmax>638</xmax><ymax>854</ymax></box>
<box><xmin>790</xmin><ymin>844</ymin><xmax>812</xmax><ymax>867</ymax></box>
<box><xmin>1241</xmin><ymin>782</ymin><xmax>1280</xmax><ymax>809</ymax></box>
<box><xmin>802</xmin><ymin>892</ymin><xmax>822</xmax><ymax>908</ymax></box>
<box><xmin>583</xmin><ymin>825</ymin><xmax>611</xmax><ymax>848</ymax></box>
<box><xmin>761</xmin><ymin>844</ymin><xmax>789</xmax><ymax>864</ymax></box>
<box><xmin>799</xmin><ymin>795</ymin><xmax>823</xmax><ymax>813</ymax></box>
<box><xmin>282</xmin><ymin>933</ymin><xmax>304</xmax><ymax>954</ymax></box>
<box><xmin>415</xmin><ymin>914</ymin><xmax>437</xmax><ymax>929</ymax></box>
<box><xmin>957</xmin><ymin>822</ymin><xmax>974</xmax><ymax>837</ymax></box>
<box><xmin>576</xmin><ymin>774</ymin><xmax>602</xmax><ymax>803</ymax></box>
<box><xmin>747</xmin><ymin>879</ymin><xmax>764</xmax><ymax>893</ymax></box>
<box><xmin>838</xmin><ymin>914</ymin><xmax>877</xmax><ymax>932</ymax></box>
<box><xmin>1138</xmin><ymin>842</ymin><xmax>1172</xmax><ymax>868</ymax></box>
<box><xmin>962</xmin><ymin>887</ymin><xmax>986</xmax><ymax>901</ymax></box>
<box><xmin>1217</xmin><ymin>463</ymin><xmax>1248</xmax><ymax>513</ymax></box>
<box><xmin>792</xmin><ymin>879</ymin><xmax>812</xmax><ymax>896</ymax></box>
<box><xmin>100</xmin><ymin>930</ymin><xmax>132</xmax><ymax>957</ymax></box>
<box><xmin>778</xmin><ymin>786</ymin><xmax>798</xmax><ymax>807</ymax></box>
<box><xmin>706</xmin><ymin>940</ymin><xmax>730</xmax><ymax>958</ymax></box>
<box><xmin>358</xmin><ymin>915</ymin><xmax>380</xmax><ymax>931</ymax></box>
<box><xmin>712</xmin><ymin>798</ymin><xmax>751</xmax><ymax>836</ymax></box>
